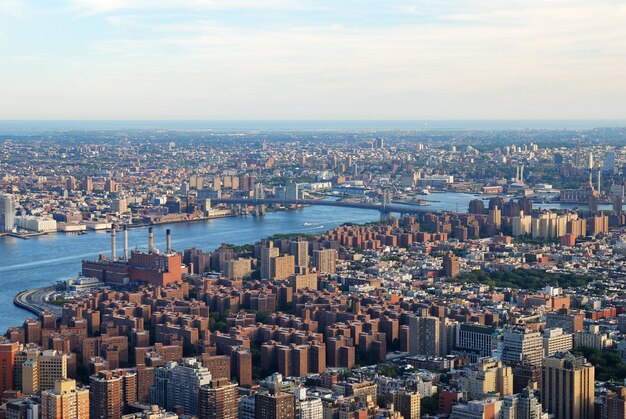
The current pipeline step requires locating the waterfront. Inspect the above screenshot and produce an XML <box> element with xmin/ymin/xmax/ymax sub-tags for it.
<box><xmin>0</xmin><ymin>205</ymin><xmax>381</xmax><ymax>332</ymax></box>
<box><xmin>0</xmin><ymin>192</ymin><xmax>611</xmax><ymax>332</ymax></box>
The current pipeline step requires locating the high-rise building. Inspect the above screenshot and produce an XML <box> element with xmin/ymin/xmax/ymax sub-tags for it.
<box><xmin>501</xmin><ymin>328</ymin><xmax>543</xmax><ymax>366</ymax></box>
<box><xmin>0</xmin><ymin>341</ymin><xmax>19</xmax><ymax>393</ymax></box>
<box><xmin>41</xmin><ymin>379</ymin><xmax>90</xmax><ymax>419</ymax></box>
<box><xmin>151</xmin><ymin>359</ymin><xmax>212</xmax><ymax>416</ymax></box>
<box><xmin>501</xmin><ymin>386</ymin><xmax>542</xmax><ymax>419</ymax></box>
<box><xmin>488</xmin><ymin>208</ymin><xmax>502</xmax><ymax>229</ymax></box>
<box><xmin>460</xmin><ymin>358</ymin><xmax>513</xmax><ymax>400</ymax></box>
<box><xmin>468</xmin><ymin>199</ymin><xmax>485</xmax><ymax>215</ymax></box>
<box><xmin>409</xmin><ymin>316</ymin><xmax>440</xmax><ymax>357</ymax></box>
<box><xmin>312</xmin><ymin>249</ymin><xmax>337</xmax><ymax>274</ymax></box>
<box><xmin>512</xmin><ymin>213</ymin><xmax>532</xmax><ymax>236</ymax></box>
<box><xmin>289</xmin><ymin>240</ymin><xmax>309</xmax><ymax>268</ymax></box>
<box><xmin>543</xmin><ymin>328</ymin><xmax>573</xmax><ymax>357</ymax></box>
<box><xmin>443</xmin><ymin>253</ymin><xmax>460</xmax><ymax>278</ymax></box>
<box><xmin>35</xmin><ymin>350</ymin><xmax>68</xmax><ymax>392</ymax></box>
<box><xmin>285</xmin><ymin>182</ymin><xmax>300</xmax><ymax>201</ymax></box>
<box><xmin>90</xmin><ymin>371</ymin><xmax>123</xmax><ymax>419</ymax></box>
<box><xmin>0</xmin><ymin>193</ymin><xmax>16</xmax><ymax>232</ymax></box>
<box><xmin>542</xmin><ymin>352</ymin><xmax>594</xmax><ymax>419</ymax></box>
<box><xmin>603</xmin><ymin>150</ymin><xmax>616</xmax><ymax>173</ymax></box>
<box><xmin>391</xmin><ymin>390</ymin><xmax>420</xmax><ymax>419</ymax></box>
<box><xmin>602</xmin><ymin>386</ymin><xmax>626</xmax><ymax>419</ymax></box>
<box><xmin>295</xmin><ymin>387</ymin><xmax>323</xmax><ymax>419</ymax></box>
<box><xmin>456</xmin><ymin>324</ymin><xmax>497</xmax><ymax>360</ymax></box>
<box><xmin>255</xmin><ymin>389</ymin><xmax>296</xmax><ymax>419</ymax></box>
<box><xmin>260</xmin><ymin>243</ymin><xmax>279</xmax><ymax>279</ymax></box>
<box><xmin>223</xmin><ymin>258</ymin><xmax>253</xmax><ymax>279</ymax></box>
<box><xmin>198</xmin><ymin>378</ymin><xmax>239</xmax><ymax>419</ymax></box>
<box><xmin>270</xmin><ymin>254</ymin><xmax>295</xmax><ymax>280</ymax></box>
<box><xmin>239</xmin><ymin>395</ymin><xmax>256</xmax><ymax>419</ymax></box>
<box><xmin>89</xmin><ymin>369</ymin><xmax>137</xmax><ymax>419</ymax></box>
<box><xmin>512</xmin><ymin>363</ymin><xmax>542</xmax><ymax>394</ymax></box>
<box><xmin>82</xmin><ymin>177</ymin><xmax>93</xmax><ymax>194</ymax></box>
<box><xmin>111</xmin><ymin>197</ymin><xmax>127</xmax><ymax>214</ymax></box>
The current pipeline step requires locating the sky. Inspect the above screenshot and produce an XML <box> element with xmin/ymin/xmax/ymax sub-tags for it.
<box><xmin>1</xmin><ymin>0</ymin><xmax>625</xmax><ymax>121</ymax></box>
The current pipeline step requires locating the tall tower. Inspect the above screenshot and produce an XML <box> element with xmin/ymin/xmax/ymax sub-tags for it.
<box><xmin>0</xmin><ymin>193</ymin><xmax>16</xmax><ymax>232</ymax></box>
<box><xmin>542</xmin><ymin>352</ymin><xmax>594</xmax><ymax>419</ymax></box>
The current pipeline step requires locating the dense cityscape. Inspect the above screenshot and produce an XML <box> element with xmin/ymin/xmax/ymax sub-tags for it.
<box><xmin>1</xmin><ymin>128</ymin><xmax>626</xmax><ymax>418</ymax></box>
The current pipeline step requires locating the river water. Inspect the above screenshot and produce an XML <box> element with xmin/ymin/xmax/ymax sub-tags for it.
<box><xmin>0</xmin><ymin>192</ymin><xmax>608</xmax><ymax>332</ymax></box>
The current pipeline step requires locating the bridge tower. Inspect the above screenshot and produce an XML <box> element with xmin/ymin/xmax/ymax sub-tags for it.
<box><xmin>253</xmin><ymin>183</ymin><xmax>266</xmax><ymax>216</ymax></box>
<box><xmin>380</xmin><ymin>189</ymin><xmax>393</xmax><ymax>221</ymax></box>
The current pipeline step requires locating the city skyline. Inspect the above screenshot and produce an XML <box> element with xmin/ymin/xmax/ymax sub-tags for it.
<box><xmin>2</xmin><ymin>0</ymin><xmax>626</xmax><ymax>120</ymax></box>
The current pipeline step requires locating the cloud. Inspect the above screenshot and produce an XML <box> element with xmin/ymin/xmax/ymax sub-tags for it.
<box><xmin>1</xmin><ymin>0</ymin><xmax>626</xmax><ymax>119</ymax></box>
<box><xmin>67</xmin><ymin>0</ymin><xmax>322</xmax><ymax>16</ymax></box>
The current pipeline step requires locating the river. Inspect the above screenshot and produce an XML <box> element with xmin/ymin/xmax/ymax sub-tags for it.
<box><xmin>0</xmin><ymin>192</ymin><xmax>609</xmax><ymax>332</ymax></box>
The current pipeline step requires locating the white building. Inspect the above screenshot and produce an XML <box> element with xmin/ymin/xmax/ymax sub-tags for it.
<box><xmin>15</xmin><ymin>216</ymin><xmax>57</xmax><ymax>232</ymax></box>
<box><xmin>295</xmin><ymin>387</ymin><xmax>323</xmax><ymax>419</ymax></box>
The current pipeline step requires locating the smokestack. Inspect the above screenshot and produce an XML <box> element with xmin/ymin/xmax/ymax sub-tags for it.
<box><xmin>166</xmin><ymin>229</ymin><xmax>172</xmax><ymax>254</ymax></box>
<box><xmin>111</xmin><ymin>226</ymin><xmax>117</xmax><ymax>260</ymax></box>
<box><xmin>520</xmin><ymin>165</ymin><xmax>524</xmax><ymax>182</ymax></box>
<box><xmin>598</xmin><ymin>169</ymin><xmax>601</xmax><ymax>194</ymax></box>
<box><xmin>123</xmin><ymin>225</ymin><xmax>129</xmax><ymax>261</ymax></box>
<box><xmin>516</xmin><ymin>166</ymin><xmax>519</xmax><ymax>181</ymax></box>
<box><xmin>148</xmin><ymin>227</ymin><xmax>154</xmax><ymax>252</ymax></box>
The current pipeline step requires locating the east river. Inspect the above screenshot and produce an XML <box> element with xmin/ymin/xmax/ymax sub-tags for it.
<box><xmin>0</xmin><ymin>192</ymin><xmax>611</xmax><ymax>332</ymax></box>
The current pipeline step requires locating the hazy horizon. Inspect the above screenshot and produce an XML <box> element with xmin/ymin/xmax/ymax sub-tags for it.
<box><xmin>2</xmin><ymin>119</ymin><xmax>626</xmax><ymax>134</ymax></box>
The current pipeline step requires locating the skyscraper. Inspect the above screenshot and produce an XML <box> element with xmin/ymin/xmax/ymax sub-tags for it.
<box><xmin>0</xmin><ymin>193</ymin><xmax>16</xmax><ymax>232</ymax></box>
<box><xmin>542</xmin><ymin>352</ymin><xmax>594</xmax><ymax>419</ymax></box>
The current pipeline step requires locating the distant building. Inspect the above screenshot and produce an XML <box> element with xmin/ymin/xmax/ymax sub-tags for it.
<box><xmin>443</xmin><ymin>253</ymin><xmax>460</xmax><ymax>278</ymax></box>
<box><xmin>0</xmin><ymin>193</ymin><xmax>16</xmax><ymax>232</ymax></box>
<box><xmin>312</xmin><ymin>249</ymin><xmax>337</xmax><ymax>274</ymax></box>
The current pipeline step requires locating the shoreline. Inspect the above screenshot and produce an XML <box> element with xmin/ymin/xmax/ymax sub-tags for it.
<box><xmin>13</xmin><ymin>286</ymin><xmax>61</xmax><ymax>319</ymax></box>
